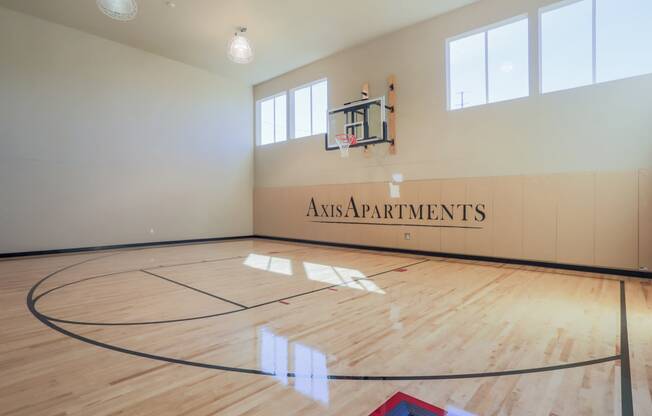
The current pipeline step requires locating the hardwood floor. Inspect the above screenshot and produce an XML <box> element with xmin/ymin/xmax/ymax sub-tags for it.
<box><xmin>0</xmin><ymin>238</ymin><xmax>649</xmax><ymax>415</ymax></box>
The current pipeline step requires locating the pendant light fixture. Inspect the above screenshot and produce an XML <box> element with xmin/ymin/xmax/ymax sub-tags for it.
<box><xmin>228</xmin><ymin>27</ymin><xmax>254</xmax><ymax>64</ymax></box>
<box><xmin>97</xmin><ymin>0</ymin><xmax>138</xmax><ymax>21</ymax></box>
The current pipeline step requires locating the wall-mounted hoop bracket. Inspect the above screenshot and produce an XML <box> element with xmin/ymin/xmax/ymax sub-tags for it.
<box><xmin>387</xmin><ymin>74</ymin><xmax>397</xmax><ymax>154</ymax></box>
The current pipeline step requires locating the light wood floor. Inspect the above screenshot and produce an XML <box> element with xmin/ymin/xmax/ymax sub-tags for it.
<box><xmin>0</xmin><ymin>238</ymin><xmax>650</xmax><ymax>415</ymax></box>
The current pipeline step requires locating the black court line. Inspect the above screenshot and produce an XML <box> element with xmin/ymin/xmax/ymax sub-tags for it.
<box><xmin>37</xmin><ymin>258</ymin><xmax>430</xmax><ymax>326</ymax></box>
<box><xmin>620</xmin><ymin>281</ymin><xmax>634</xmax><ymax>416</ymax></box>
<box><xmin>243</xmin><ymin>259</ymin><xmax>430</xmax><ymax>310</ymax></box>
<box><xmin>310</xmin><ymin>220</ymin><xmax>482</xmax><ymax>230</ymax></box>
<box><xmin>39</xmin><ymin>307</ymin><xmax>246</xmax><ymax>326</ymax></box>
<box><xmin>141</xmin><ymin>270</ymin><xmax>248</xmax><ymax>310</ymax></box>
<box><xmin>33</xmin><ymin>246</ymin><xmax>311</xmax><ymax>304</ymax></box>
<box><xmin>32</xmin><ymin>255</ymin><xmax>249</xmax><ymax>304</ymax></box>
<box><xmin>34</xmin><ymin>270</ymin><xmax>139</xmax><ymax>303</ymax></box>
<box><xmin>25</xmin><ymin>247</ymin><xmax>629</xmax><ymax>386</ymax></box>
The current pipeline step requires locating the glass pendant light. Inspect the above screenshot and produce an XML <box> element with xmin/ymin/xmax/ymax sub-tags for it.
<box><xmin>228</xmin><ymin>27</ymin><xmax>254</xmax><ymax>64</ymax></box>
<box><xmin>97</xmin><ymin>0</ymin><xmax>138</xmax><ymax>21</ymax></box>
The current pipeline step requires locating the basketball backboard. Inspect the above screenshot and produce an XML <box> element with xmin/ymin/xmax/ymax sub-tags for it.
<box><xmin>325</xmin><ymin>96</ymin><xmax>390</xmax><ymax>151</ymax></box>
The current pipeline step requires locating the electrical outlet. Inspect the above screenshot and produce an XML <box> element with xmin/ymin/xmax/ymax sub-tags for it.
<box><xmin>404</xmin><ymin>232</ymin><xmax>411</xmax><ymax>241</ymax></box>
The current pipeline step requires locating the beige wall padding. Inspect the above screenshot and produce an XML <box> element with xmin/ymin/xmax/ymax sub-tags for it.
<box><xmin>255</xmin><ymin>171</ymin><xmax>646</xmax><ymax>271</ymax></box>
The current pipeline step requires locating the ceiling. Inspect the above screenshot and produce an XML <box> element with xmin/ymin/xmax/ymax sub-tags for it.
<box><xmin>0</xmin><ymin>0</ymin><xmax>477</xmax><ymax>85</ymax></box>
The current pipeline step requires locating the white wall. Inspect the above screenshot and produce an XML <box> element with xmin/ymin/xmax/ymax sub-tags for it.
<box><xmin>253</xmin><ymin>0</ymin><xmax>652</xmax><ymax>188</ymax></box>
<box><xmin>0</xmin><ymin>7</ymin><xmax>253</xmax><ymax>254</ymax></box>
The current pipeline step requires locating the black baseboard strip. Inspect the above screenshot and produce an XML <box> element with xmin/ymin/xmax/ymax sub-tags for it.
<box><xmin>0</xmin><ymin>235</ymin><xmax>254</xmax><ymax>259</ymax></box>
<box><xmin>4</xmin><ymin>234</ymin><xmax>650</xmax><ymax>279</ymax></box>
<box><xmin>254</xmin><ymin>235</ymin><xmax>651</xmax><ymax>279</ymax></box>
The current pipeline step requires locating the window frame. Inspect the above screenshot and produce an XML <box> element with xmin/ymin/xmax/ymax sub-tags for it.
<box><xmin>445</xmin><ymin>13</ymin><xmax>530</xmax><ymax>111</ymax></box>
<box><xmin>289</xmin><ymin>78</ymin><xmax>328</xmax><ymax>139</ymax></box>
<box><xmin>538</xmin><ymin>0</ymin><xmax>597</xmax><ymax>94</ymax></box>
<box><xmin>256</xmin><ymin>91</ymin><xmax>288</xmax><ymax>146</ymax></box>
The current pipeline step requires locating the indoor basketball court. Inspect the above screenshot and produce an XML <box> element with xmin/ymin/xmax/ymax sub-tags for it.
<box><xmin>1</xmin><ymin>1</ymin><xmax>651</xmax><ymax>415</ymax></box>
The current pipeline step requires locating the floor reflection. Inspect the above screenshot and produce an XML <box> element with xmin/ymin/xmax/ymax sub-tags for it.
<box><xmin>243</xmin><ymin>254</ymin><xmax>386</xmax><ymax>295</ymax></box>
<box><xmin>260</xmin><ymin>327</ymin><xmax>288</xmax><ymax>385</ymax></box>
<box><xmin>294</xmin><ymin>343</ymin><xmax>329</xmax><ymax>404</ymax></box>
<box><xmin>303</xmin><ymin>262</ymin><xmax>385</xmax><ymax>294</ymax></box>
<box><xmin>259</xmin><ymin>327</ymin><xmax>329</xmax><ymax>405</ymax></box>
<box><xmin>244</xmin><ymin>254</ymin><xmax>293</xmax><ymax>276</ymax></box>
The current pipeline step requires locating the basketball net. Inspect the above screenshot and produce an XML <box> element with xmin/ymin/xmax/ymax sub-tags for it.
<box><xmin>335</xmin><ymin>134</ymin><xmax>357</xmax><ymax>158</ymax></box>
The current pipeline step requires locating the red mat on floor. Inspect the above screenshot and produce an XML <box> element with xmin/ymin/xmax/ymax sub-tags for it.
<box><xmin>369</xmin><ymin>392</ymin><xmax>446</xmax><ymax>416</ymax></box>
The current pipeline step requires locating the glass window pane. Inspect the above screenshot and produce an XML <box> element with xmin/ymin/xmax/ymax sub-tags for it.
<box><xmin>488</xmin><ymin>18</ymin><xmax>529</xmax><ymax>103</ymax></box>
<box><xmin>596</xmin><ymin>0</ymin><xmax>652</xmax><ymax>83</ymax></box>
<box><xmin>274</xmin><ymin>94</ymin><xmax>286</xmax><ymax>142</ymax></box>
<box><xmin>449</xmin><ymin>32</ymin><xmax>487</xmax><ymax>110</ymax></box>
<box><xmin>293</xmin><ymin>86</ymin><xmax>311</xmax><ymax>138</ymax></box>
<box><xmin>260</xmin><ymin>98</ymin><xmax>274</xmax><ymax>145</ymax></box>
<box><xmin>541</xmin><ymin>0</ymin><xmax>593</xmax><ymax>93</ymax></box>
<box><xmin>311</xmin><ymin>81</ymin><xmax>327</xmax><ymax>134</ymax></box>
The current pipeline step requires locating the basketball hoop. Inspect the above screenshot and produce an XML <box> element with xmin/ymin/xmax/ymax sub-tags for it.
<box><xmin>335</xmin><ymin>134</ymin><xmax>357</xmax><ymax>158</ymax></box>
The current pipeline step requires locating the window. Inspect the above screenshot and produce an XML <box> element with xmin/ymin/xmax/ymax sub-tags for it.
<box><xmin>291</xmin><ymin>79</ymin><xmax>328</xmax><ymax>138</ymax></box>
<box><xmin>487</xmin><ymin>18</ymin><xmax>530</xmax><ymax>104</ymax></box>
<box><xmin>540</xmin><ymin>0</ymin><xmax>652</xmax><ymax>93</ymax></box>
<box><xmin>595</xmin><ymin>0</ymin><xmax>652</xmax><ymax>83</ymax></box>
<box><xmin>447</xmin><ymin>16</ymin><xmax>529</xmax><ymax>110</ymax></box>
<box><xmin>257</xmin><ymin>93</ymin><xmax>286</xmax><ymax>145</ymax></box>
<box><xmin>540</xmin><ymin>0</ymin><xmax>594</xmax><ymax>93</ymax></box>
<box><xmin>449</xmin><ymin>33</ymin><xmax>486</xmax><ymax>109</ymax></box>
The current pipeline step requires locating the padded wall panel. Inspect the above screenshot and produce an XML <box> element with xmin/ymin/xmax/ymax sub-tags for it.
<box><xmin>595</xmin><ymin>171</ymin><xmax>638</xmax><ymax>269</ymax></box>
<box><xmin>363</xmin><ymin>182</ymin><xmax>397</xmax><ymax>249</ymax></box>
<box><xmin>395</xmin><ymin>181</ymin><xmax>421</xmax><ymax>250</ymax></box>
<box><xmin>417</xmin><ymin>180</ymin><xmax>442</xmax><ymax>253</ymax></box>
<box><xmin>556</xmin><ymin>173</ymin><xmax>595</xmax><ymax>265</ymax></box>
<box><xmin>440</xmin><ymin>179</ymin><xmax>467</xmax><ymax>254</ymax></box>
<box><xmin>465</xmin><ymin>177</ymin><xmax>494</xmax><ymax>257</ymax></box>
<box><xmin>523</xmin><ymin>175</ymin><xmax>558</xmax><ymax>262</ymax></box>
<box><xmin>492</xmin><ymin>175</ymin><xmax>523</xmax><ymax>259</ymax></box>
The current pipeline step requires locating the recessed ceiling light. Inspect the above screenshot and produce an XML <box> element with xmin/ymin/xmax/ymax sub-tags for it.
<box><xmin>228</xmin><ymin>27</ymin><xmax>254</xmax><ymax>64</ymax></box>
<box><xmin>165</xmin><ymin>1</ymin><xmax>176</xmax><ymax>8</ymax></box>
<box><xmin>97</xmin><ymin>0</ymin><xmax>138</xmax><ymax>21</ymax></box>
